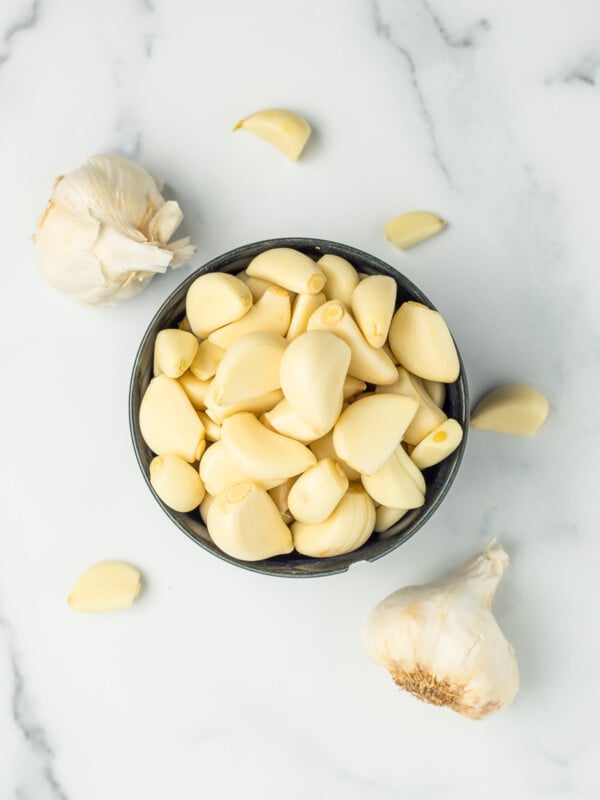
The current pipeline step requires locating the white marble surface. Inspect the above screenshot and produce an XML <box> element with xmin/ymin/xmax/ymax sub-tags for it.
<box><xmin>1</xmin><ymin>0</ymin><xmax>599</xmax><ymax>797</ymax></box>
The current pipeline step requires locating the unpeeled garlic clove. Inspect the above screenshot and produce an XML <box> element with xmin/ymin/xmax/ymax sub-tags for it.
<box><xmin>307</xmin><ymin>301</ymin><xmax>398</xmax><ymax>385</ymax></box>
<box><xmin>67</xmin><ymin>561</ymin><xmax>142</xmax><ymax>612</ymax></box>
<box><xmin>316</xmin><ymin>253</ymin><xmax>360</xmax><ymax>305</ymax></box>
<box><xmin>384</xmin><ymin>211</ymin><xmax>446</xmax><ymax>249</ymax></box>
<box><xmin>178</xmin><ymin>371</ymin><xmax>212</xmax><ymax>410</ymax></box>
<box><xmin>333</xmin><ymin>394</ymin><xmax>419</xmax><ymax>475</ymax></box>
<box><xmin>280</xmin><ymin>330</ymin><xmax>351</xmax><ymax>434</ymax></box>
<box><xmin>221</xmin><ymin>412</ymin><xmax>316</xmax><ymax>483</ymax></box>
<box><xmin>208</xmin><ymin>482</ymin><xmax>294</xmax><ymax>560</ymax></box>
<box><xmin>233</xmin><ymin>108</ymin><xmax>312</xmax><ymax>161</ymax></box>
<box><xmin>361</xmin><ymin>445</ymin><xmax>425</xmax><ymax>509</ymax></box>
<box><xmin>262</xmin><ymin>398</ymin><xmax>323</xmax><ymax>443</ymax></box>
<box><xmin>309</xmin><ymin>431</ymin><xmax>361</xmax><ymax>482</ymax></box>
<box><xmin>198</xmin><ymin>411</ymin><xmax>221</xmax><ymax>442</ymax></box>
<box><xmin>350</xmin><ymin>275</ymin><xmax>397</xmax><ymax>349</ymax></box>
<box><xmin>292</xmin><ymin>484</ymin><xmax>375</xmax><ymax>557</ymax></box>
<box><xmin>150</xmin><ymin>454</ymin><xmax>205</xmax><ymax>512</ymax></box>
<box><xmin>410</xmin><ymin>419</ymin><xmax>464</xmax><ymax>469</ymax></box>
<box><xmin>286</xmin><ymin>292</ymin><xmax>326</xmax><ymax>340</ymax></box>
<box><xmin>139</xmin><ymin>375</ymin><xmax>205</xmax><ymax>462</ymax></box>
<box><xmin>470</xmin><ymin>384</ymin><xmax>549</xmax><ymax>436</ymax></box>
<box><xmin>189</xmin><ymin>339</ymin><xmax>225</xmax><ymax>382</ymax></box>
<box><xmin>343</xmin><ymin>376</ymin><xmax>367</xmax><ymax>400</ymax></box>
<box><xmin>208</xmin><ymin>286</ymin><xmax>291</xmax><ymax>349</ymax></box>
<box><xmin>211</xmin><ymin>332</ymin><xmax>287</xmax><ymax>405</ymax></box>
<box><xmin>423</xmin><ymin>379</ymin><xmax>446</xmax><ymax>409</ymax></box>
<box><xmin>247</xmin><ymin>248</ymin><xmax>325</xmax><ymax>295</ymax></box>
<box><xmin>204</xmin><ymin>381</ymin><xmax>283</xmax><ymax>425</ymax></box>
<box><xmin>153</xmin><ymin>329</ymin><xmax>198</xmax><ymax>378</ymax></box>
<box><xmin>287</xmin><ymin>458</ymin><xmax>349</xmax><ymax>524</ymax></box>
<box><xmin>388</xmin><ymin>301</ymin><xmax>460</xmax><ymax>382</ymax></box>
<box><xmin>377</xmin><ymin>366</ymin><xmax>447</xmax><ymax>445</ymax></box>
<box><xmin>199</xmin><ymin>441</ymin><xmax>281</xmax><ymax>495</ymax></box>
<box><xmin>186</xmin><ymin>272</ymin><xmax>252</xmax><ymax>339</ymax></box>
<box><xmin>374</xmin><ymin>505</ymin><xmax>409</xmax><ymax>533</ymax></box>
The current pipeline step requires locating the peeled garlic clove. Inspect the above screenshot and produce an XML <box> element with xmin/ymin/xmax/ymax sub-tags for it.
<box><xmin>280</xmin><ymin>330</ymin><xmax>351</xmax><ymax>434</ymax></box>
<box><xmin>178</xmin><ymin>316</ymin><xmax>192</xmax><ymax>332</ymax></box>
<box><xmin>384</xmin><ymin>211</ymin><xmax>446</xmax><ymax>249</ymax></box>
<box><xmin>178</xmin><ymin>371</ymin><xmax>212</xmax><ymax>410</ymax></box>
<box><xmin>246</xmin><ymin>248</ymin><xmax>325</xmax><ymax>295</ymax></box>
<box><xmin>233</xmin><ymin>108</ymin><xmax>311</xmax><ymax>161</ymax></box>
<box><xmin>208</xmin><ymin>482</ymin><xmax>294</xmax><ymax>560</ymax></box>
<box><xmin>307</xmin><ymin>301</ymin><xmax>398</xmax><ymax>385</ymax></box>
<box><xmin>292</xmin><ymin>484</ymin><xmax>375</xmax><ymax>557</ymax></box>
<box><xmin>286</xmin><ymin>292</ymin><xmax>326</xmax><ymax>340</ymax></box>
<box><xmin>140</xmin><ymin>375</ymin><xmax>205</xmax><ymax>462</ymax></box>
<box><xmin>388</xmin><ymin>301</ymin><xmax>460</xmax><ymax>382</ymax></box>
<box><xmin>377</xmin><ymin>366</ymin><xmax>447</xmax><ymax>445</ymax></box>
<box><xmin>189</xmin><ymin>339</ymin><xmax>225</xmax><ymax>382</ymax></box>
<box><xmin>374</xmin><ymin>505</ymin><xmax>409</xmax><ymax>533</ymax></box>
<box><xmin>287</xmin><ymin>459</ymin><xmax>349</xmax><ymax>524</ymax></box>
<box><xmin>150</xmin><ymin>454</ymin><xmax>205</xmax><ymax>512</ymax></box>
<box><xmin>198</xmin><ymin>411</ymin><xmax>221</xmax><ymax>442</ymax></box>
<box><xmin>199</xmin><ymin>441</ymin><xmax>281</xmax><ymax>495</ymax></box>
<box><xmin>343</xmin><ymin>376</ymin><xmax>367</xmax><ymax>400</ymax></box>
<box><xmin>395</xmin><ymin>443</ymin><xmax>426</xmax><ymax>493</ymax></box>
<box><xmin>67</xmin><ymin>561</ymin><xmax>142</xmax><ymax>612</ymax></box>
<box><xmin>262</xmin><ymin>398</ymin><xmax>323</xmax><ymax>443</ymax></box>
<box><xmin>269</xmin><ymin>477</ymin><xmax>296</xmax><ymax>517</ymax></box>
<box><xmin>309</xmin><ymin>432</ymin><xmax>360</xmax><ymax>482</ymax></box>
<box><xmin>211</xmin><ymin>332</ymin><xmax>286</xmax><ymax>405</ymax></box>
<box><xmin>186</xmin><ymin>273</ymin><xmax>252</xmax><ymax>339</ymax></box>
<box><xmin>204</xmin><ymin>384</ymin><xmax>283</xmax><ymax>425</ymax></box>
<box><xmin>208</xmin><ymin>286</ymin><xmax>291</xmax><ymax>349</ymax></box>
<box><xmin>199</xmin><ymin>491</ymin><xmax>214</xmax><ymax>525</ymax></box>
<box><xmin>316</xmin><ymin>254</ymin><xmax>359</xmax><ymax>305</ymax></box>
<box><xmin>333</xmin><ymin>394</ymin><xmax>419</xmax><ymax>475</ymax></box>
<box><xmin>153</xmin><ymin>329</ymin><xmax>198</xmax><ymax>379</ymax></box>
<box><xmin>361</xmin><ymin>445</ymin><xmax>425</xmax><ymax>509</ymax></box>
<box><xmin>236</xmin><ymin>270</ymin><xmax>277</xmax><ymax>300</ymax></box>
<box><xmin>423</xmin><ymin>379</ymin><xmax>446</xmax><ymax>409</ymax></box>
<box><xmin>350</xmin><ymin>275</ymin><xmax>397</xmax><ymax>349</ymax></box>
<box><xmin>470</xmin><ymin>384</ymin><xmax>549</xmax><ymax>436</ymax></box>
<box><xmin>410</xmin><ymin>419</ymin><xmax>464</xmax><ymax>469</ymax></box>
<box><xmin>221</xmin><ymin>412</ymin><xmax>316</xmax><ymax>483</ymax></box>
<box><xmin>363</xmin><ymin>542</ymin><xmax>519</xmax><ymax>719</ymax></box>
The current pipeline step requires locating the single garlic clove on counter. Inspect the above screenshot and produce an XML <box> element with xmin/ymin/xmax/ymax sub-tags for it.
<box><xmin>211</xmin><ymin>332</ymin><xmax>287</xmax><ymax>405</ymax></box>
<box><xmin>410</xmin><ymin>419</ymin><xmax>464</xmax><ymax>469</ymax></box>
<box><xmin>153</xmin><ymin>329</ymin><xmax>199</xmax><ymax>378</ymax></box>
<box><xmin>189</xmin><ymin>339</ymin><xmax>225</xmax><ymax>382</ymax></box>
<box><xmin>377</xmin><ymin>366</ymin><xmax>447</xmax><ymax>445</ymax></box>
<box><xmin>177</xmin><ymin>371</ymin><xmax>212</xmax><ymax>410</ymax></box>
<box><xmin>186</xmin><ymin>272</ymin><xmax>252</xmax><ymax>339</ymax></box>
<box><xmin>286</xmin><ymin>292</ymin><xmax>326</xmax><ymax>340</ymax></box>
<box><xmin>374</xmin><ymin>505</ymin><xmax>409</xmax><ymax>533</ymax></box>
<box><xmin>67</xmin><ymin>561</ymin><xmax>142</xmax><ymax>612</ymax></box>
<box><xmin>139</xmin><ymin>375</ymin><xmax>205</xmax><ymax>462</ymax></box>
<box><xmin>316</xmin><ymin>254</ymin><xmax>360</xmax><ymax>305</ymax></box>
<box><xmin>221</xmin><ymin>412</ymin><xmax>316</xmax><ymax>483</ymax></box>
<box><xmin>470</xmin><ymin>384</ymin><xmax>549</xmax><ymax>436</ymax></box>
<box><xmin>233</xmin><ymin>109</ymin><xmax>312</xmax><ymax>161</ymax></box>
<box><xmin>208</xmin><ymin>482</ymin><xmax>294</xmax><ymax>561</ymax></box>
<box><xmin>384</xmin><ymin>211</ymin><xmax>446</xmax><ymax>250</ymax></box>
<box><xmin>150</xmin><ymin>454</ymin><xmax>205</xmax><ymax>512</ymax></box>
<box><xmin>287</xmin><ymin>458</ymin><xmax>349</xmax><ymax>524</ymax></box>
<box><xmin>388</xmin><ymin>301</ymin><xmax>460</xmax><ymax>382</ymax></box>
<box><xmin>423</xmin><ymin>379</ymin><xmax>446</xmax><ymax>409</ymax></box>
<box><xmin>361</xmin><ymin>444</ymin><xmax>425</xmax><ymax>509</ymax></box>
<box><xmin>309</xmin><ymin>431</ymin><xmax>361</xmax><ymax>482</ymax></box>
<box><xmin>262</xmin><ymin>398</ymin><xmax>323</xmax><ymax>443</ymax></box>
<box><xmin>307</xmin><ymin>301</ymin><xmax>398</xmax><ymax>385</ymax></box>
<box><xmin>292</xmin><ymin>483</ymin><xmax>375</xmax><ymax>557</ymax></box>
<box><xmin>246</xmin><ymin>248</ymin><xmax>326</xmax><ymax>295</ymax></box>
<box><xmin>333</xmin><ymin>394</ymin><xmax>419</xmax><ymax>475</ymax></box>
<box><xmin>363</xmin><ymin>542</ymin><xmax>519</xmax><ymax>719</ymax></box>
<box><xmin>350</xmin><ymin>274</ymin><xmax>397</xmax><ymax>349</ymax></box>
<box><xmin>199</xmin><ymin>440</ymin><xmax>281</xmax><ymax>494</ymax></box>
<box><xmin>208</xmin><ymin>286</ymin><xmax>291</xmax><ymax>349</ymax></box>
<box><xmin>280</xmin><ymin>330</ymin><xmax>351</xmax><ymax>435</ymax></box>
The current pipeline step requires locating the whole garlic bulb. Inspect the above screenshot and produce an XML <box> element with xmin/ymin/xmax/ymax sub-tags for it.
<box><xmin>363</xmin><ymin>543</ymin><xmax>519</xmax><ymax>719</ymax></box>
<box><xmin>34</xmin><ymin>154</ymin><xmax>196</xmax><ymax>304</ymax></box>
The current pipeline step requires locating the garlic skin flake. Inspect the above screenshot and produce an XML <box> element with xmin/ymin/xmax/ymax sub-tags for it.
<box><xmin>34</xmin><ymin>154</ymin><xmax>195</xmax><ymax>304</ymax></box>
<box><xmin>363</xmin><ymin>543</ymin><xmax>519</xmax><ymax>719</ymax></box>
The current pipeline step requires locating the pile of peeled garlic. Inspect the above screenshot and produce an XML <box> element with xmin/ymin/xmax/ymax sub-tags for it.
<box><xmin>139</xmin><ymin>247</ymin><xmax>464</xmax><ymax>562</ymax></box>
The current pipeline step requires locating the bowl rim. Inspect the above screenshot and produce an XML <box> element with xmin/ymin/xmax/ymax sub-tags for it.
<box><xmin>129</xmin><ymin>237</ymin><xmax>469</xmax><ymax>578</ymax></box>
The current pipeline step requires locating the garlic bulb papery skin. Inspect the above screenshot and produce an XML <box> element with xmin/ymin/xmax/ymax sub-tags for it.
<box><xmin>34</xmin><ymin>154</ymin><xmax>196</xmax><ymax>304</ymax></box>
<box><xmin>363</xmin><ymin>543</ymin><xmax>519</xmax><ymax>719</ymax></box>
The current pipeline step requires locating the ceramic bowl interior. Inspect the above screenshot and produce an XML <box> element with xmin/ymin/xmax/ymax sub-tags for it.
<box><xmin>129</xmin><ymin>237</ymin><xmax>469</xmax><ymax>577</ymax></box>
